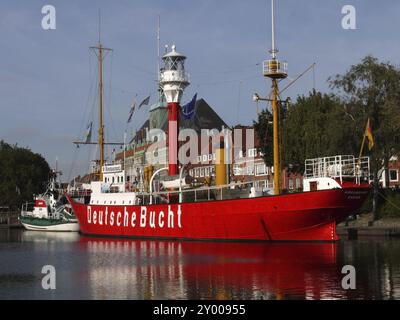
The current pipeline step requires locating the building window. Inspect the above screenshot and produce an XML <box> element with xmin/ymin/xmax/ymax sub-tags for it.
<box><xmin>246</xmin><ymin>166</ymin><xmax>254</xmax><ymax>175</ymax></box>
<box><xmin>289</xmin><ymin>178</ymin><xmax>294</xmax><ymax>190</ymax></box>
<box><xmin>189</xmin><ymin>169</ymin><xmax>193</xmax><ymax>176</ymax></box>
<box><xmin>213</xmin><ymin>153</ymin><xmax>216</xmax><ymax>161</ymax></box>
<box><xmin>205</xmin><ymin>167</ymin><xmax>210</xmax><ymax>176</ymax></box>
<box><xmin>208</xmin><ymin>154</ymin><xmax>213</xmax><ymax>161</ymax></box>
<box><xmin>202</xmin><ymin>155</ymin><xmax>208</xmax><ymax>162</ymax></box>
<box><xmin>195</xmin><ymin>168</ymin><xmax>199</xmax><ymax>178</ymax></box>
<box><xmin>197</xmin><ymin>155</ymin><xmax>202</xmax><ymax>163</ymax></box>
<box><xmin>200</xmin><ymin>168</ymin><xmax>205</xmax><ymax>177</ymax></box>
<box><xmin>296</xmin><ymin>178</ymin><xmax>301</xmax><ymax>189</ymax></box>
<box><xmin>255</xmin><ymin>164</ymin><xmax>266</xmax><ymax>176</ymax></box>
<box><xmin>248</xmin><ymin>148</ymin><xmax>257</xmax><ymax>158</ymax></box>
<box><xmin>390</xmin><ymin>169</ymin><xmax>399</xmax><ymax>182</ymax></box>
<box><xmin>233</xmin><ymin>164</ymin><xmax>241</xmax><ymax>176</ymax></box>
<box><xmin>211</xmin><ymin>166</ymin><xmax>216</xmax><ymax>176</ymax></box>
<box><xmin>256</xmin><ymin>180</ymin><xmax>266</xmax><ymax>190</ymax></box>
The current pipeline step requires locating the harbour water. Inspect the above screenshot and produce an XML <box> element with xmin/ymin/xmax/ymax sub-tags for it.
<box><xmin>1</xmin><ymin>229</ymin><xmax>400</xmax><ymax>300</ymax></box>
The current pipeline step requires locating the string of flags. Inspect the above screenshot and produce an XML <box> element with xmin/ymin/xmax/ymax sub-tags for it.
<box><xmin>127</xmin><ymin>93</ymin><xmax>197</xmax><ymax>123</ymax></box>
<box><xmin>127</xmin><ymin>100</ymin><xmax>136</xmax><ymax>123</ymax></box>
<box><xmin>85</xmin><ymin>122</ymin><xmax>92</xmax><ymax>143</ymax></box>
<box><xmin>127</xmin><ymin>95</ymin><xmax>151</xmax><ymax>123</ymax></box>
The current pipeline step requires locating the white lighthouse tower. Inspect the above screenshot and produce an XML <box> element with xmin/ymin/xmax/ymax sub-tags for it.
<box><xmin>159</xmin><ymin>44</ymin><xmax>190</xmax><ymax>176</ymax></box>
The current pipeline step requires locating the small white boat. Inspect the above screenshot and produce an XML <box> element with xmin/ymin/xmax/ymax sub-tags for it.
<box><xmin>19</xmin><ymin>170</ymin><xmax>80</xmax><ymax>232</ymax></box>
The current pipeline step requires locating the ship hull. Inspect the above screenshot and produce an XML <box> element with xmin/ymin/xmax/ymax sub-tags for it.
<box><xmin>20</xmin><ymin>217</ymin><xmax>80</xmax><ymax>232</ymax></box>
<box><xmin>67</xmin><ymin>186</ymin><xmax>369</xmax><ymax>241</ymax></box>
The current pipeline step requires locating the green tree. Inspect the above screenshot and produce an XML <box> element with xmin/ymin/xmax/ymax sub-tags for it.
<box><xmin>254</xmin><ymin>90</ymin><xmax>358</xmax><ymax>173</ymax></box>
<box><xmin>253</xmin><ymin>109</ymin><xmax>273</xmax><ymax>167</ymax></box>
<box><xmin>0</xmin><ymin>140</ymin><xmax>50</xmax><ymax>210</ymax></box>
<box><xmin>329</xmin><ymin>56</ymin><xmax>400</xmax><ymax>220</ymax></box>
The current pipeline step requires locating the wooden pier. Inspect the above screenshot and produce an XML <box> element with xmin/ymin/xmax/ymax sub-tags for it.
<box><xmin>0</xmin><ymin>207</ymin><xmax>22</xmax><ymax>229</ymax></box>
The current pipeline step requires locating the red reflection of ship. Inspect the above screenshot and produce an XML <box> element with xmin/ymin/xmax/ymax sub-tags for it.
<box><xmin>79</xmin><ymin>237</ymin><xmax>345</xmax><ymax>299</ymax></box>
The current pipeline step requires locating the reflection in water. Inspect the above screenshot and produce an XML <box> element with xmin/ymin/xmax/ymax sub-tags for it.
<box><xmin>79</xmin><ymin>237</ymin><xmax>343</xmax><ymax>299</ymax></box>
<box><xmin>1</xmin><ymin>229</ymin><xmax>400</xmax><ymax>299</ymax></box>
<box><xmin>22</xmin><ymin>231</ymin><xmax>80</xmax><ymax>243</ymax></box>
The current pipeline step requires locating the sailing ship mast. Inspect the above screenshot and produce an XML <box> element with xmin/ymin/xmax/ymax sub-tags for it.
<box><xmin>253</xmin><ymin>0</ymin><xmax>287</xmax><ymax>195</ymax></box>
<box><xmin>74</xmin><ymin>17</ymin><xmax>122</xmax><ymax>180</ymax></box>
<box><xmin>90</xmin><ymin>40</ymin><xmax>112</xmax><ymax>180</ymax></box>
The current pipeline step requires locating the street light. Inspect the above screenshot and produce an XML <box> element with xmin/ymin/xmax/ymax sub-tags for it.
<box><xmin>149</xmin><ymin>167</ymin><xmax>168</xmax><ymax>204</ymax></box>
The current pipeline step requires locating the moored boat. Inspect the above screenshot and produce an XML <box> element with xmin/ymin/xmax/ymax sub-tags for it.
<box><xmin>67</xmin><ymin>1</ymin><xmax>371</xmax><ymax>241</ymax></box>
<box><xmin>20</xmin><ymin>169</ymin><xmax>79</xmax><ymax>232</ymax></box>
<box><xmin>67</xmin><ymin>155</ymin><xmax>370</xmax><ymax>241</ymax></box>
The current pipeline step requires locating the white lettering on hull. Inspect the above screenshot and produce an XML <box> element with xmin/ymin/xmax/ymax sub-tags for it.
<box><xmin>86</xmin><ymin>205</ymin><xmax>183</xmax><ymax>230</ymax></box>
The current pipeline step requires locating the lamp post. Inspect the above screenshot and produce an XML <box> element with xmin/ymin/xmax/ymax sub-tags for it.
<box><xmin>149</xmin><ymin>167</ymin><xmax>168</xmax><ymax>205</ymax></box>
<box><xmin>178</xmin><ymin>164</ymin><xmax>188</xmax><ymax>203</ymax></box>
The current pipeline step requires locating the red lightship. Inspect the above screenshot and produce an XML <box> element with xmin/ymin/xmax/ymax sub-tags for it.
<box><xmin>68</xmin><ymin>1</ymin><xmax>370</xmax><ymax>242</ymax></box>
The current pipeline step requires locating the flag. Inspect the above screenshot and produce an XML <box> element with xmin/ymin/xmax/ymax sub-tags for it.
<box><xmin>182</xmin><ymin>93</ymin><xmax>197</xmax><ymax>120</ymax></box>
<box><xmin>365</xmin><ymin>118</ymin><xmax>374</xmax><ymax>150</ymax></box>
<box><xmin>138</xmin><ymin>95</ymin><xmax>151</xmax><ymax>109</ymax></box>
<box><xmin>127</xmin><ymin>100</ymin><xmax>136</xmax><ymax>123</ymax></box>
<box><xmin>85</xmin><ymin>122</ymin><xmax>92</xmax><ymax>143</ymax></box>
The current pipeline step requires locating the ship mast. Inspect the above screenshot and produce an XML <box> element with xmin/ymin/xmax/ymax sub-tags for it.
<box><xmin>91</xmin><ymin>36</ymin><xmax>112</xmax><ymax>180</ymax></box>
<box><xmin>74</xmin><ymin>16</ymin><xmax>121</xmax><ymax>180</ymax></box>
<box><xmin>253</xmin><ymin>0</ymin><xmax>287</xmax><ymax>195</ymax></box>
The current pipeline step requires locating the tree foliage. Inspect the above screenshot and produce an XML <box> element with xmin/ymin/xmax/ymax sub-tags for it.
<box><xmin>255</xmin><ymin>56</ymin><xmax>400</xmax><ymax>175</ymax></box>
<box><xmin>253</xmin><ymin>109</ymin><xmax>273</xmax><ymax>166</ymax></box>
<box><xmin>0</xmin><ymin>140</ymin><xmax>50</xmax><ymax>210</ymax></box>
<box><xmin>329</xmin><ymin>55</ymin><xmax>400</xmax><ymax>176</ymax></box>
<box><xmin>255</xmin><ymin>90</ymin><xmax>359</xmax><ymax>172</ymax></box>
<box><xmin>282</xmin><ymin>90</ymin><xmax>359</xmax><ymax>171</ymax></box>
<box><xmin>254</xmin><ymin>55</ymin><xmax>400</xmax><ymax>219</ymax></box>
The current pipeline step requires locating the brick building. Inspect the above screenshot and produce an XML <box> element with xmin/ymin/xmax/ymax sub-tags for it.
<box><xmin>114</xmin><ymin>97</ymin><xmax>304</xmax><ymax>192</ymax></box>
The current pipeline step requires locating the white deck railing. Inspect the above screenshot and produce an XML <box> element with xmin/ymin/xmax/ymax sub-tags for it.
<box><xmin>304</xmin><ymin>155</ymin><xmax>370</xmax><ymax>183</ymax></box>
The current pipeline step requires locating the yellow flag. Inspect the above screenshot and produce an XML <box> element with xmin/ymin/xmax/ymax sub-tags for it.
<box><xmin>365</xmin><ymin>118</ymin><xmax>374</xmax><ymax>150</ymax></box>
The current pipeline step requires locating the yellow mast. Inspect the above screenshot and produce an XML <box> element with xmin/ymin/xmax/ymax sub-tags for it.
<box><xmin>265</xmin><ymin>0</ymin><xmax>287</xmax><ymax>195</ymax></box>
<box><xmin>72</xmin><ymin>19</ymin><xmax>122</xmax><ymax>172</ymax></box>
<box><xmin>98</xmin><ymin>43</ymin><xmax>104</xmax><ymax>180</ymax></box>
<box><xmin>90</xmin><ymin>41</ymin><xmax>112</xmax><ymax>180</ymax></box>
<box><xmin>253</xmin><ymin>1</ymin><xmax>287</xmax><ymax>195</ymax></box>
<box><xmin>271</xmin><ymin>78</ymin><xmax>281</xmax><ymax>194</ymax></box>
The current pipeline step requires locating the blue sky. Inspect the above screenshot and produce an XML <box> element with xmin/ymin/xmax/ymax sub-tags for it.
<box><xmin>1</xmin><ymin>0</ymin><xmax>399</xmax><ymax>181</ymax></box>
